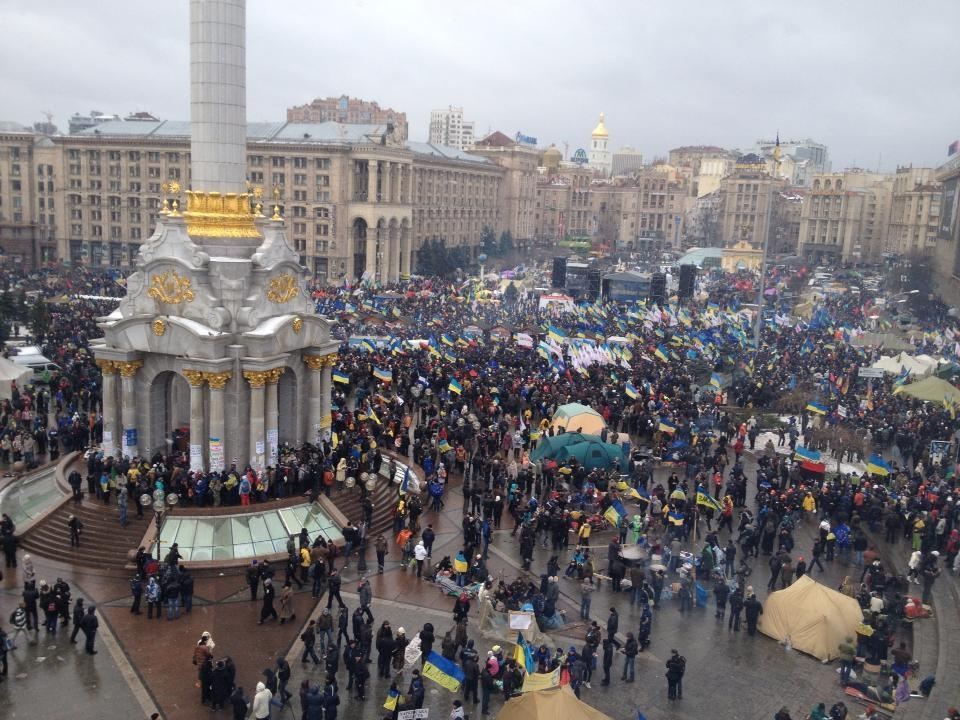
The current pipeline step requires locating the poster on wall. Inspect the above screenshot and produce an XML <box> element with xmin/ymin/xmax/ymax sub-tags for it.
<box><xmin>209</xmin><ymin>438</ymin><xmax>224</xmax><ymax>472</ymax></box>
<box><xmin>102</xmin><ymin>430</ymin><xmax>114</xmax><ymax>459</ymax></box>
<box><xmin>189</xmin><ymin>444</ymin><xmax>203</xmax><ymax>471</ymax></box>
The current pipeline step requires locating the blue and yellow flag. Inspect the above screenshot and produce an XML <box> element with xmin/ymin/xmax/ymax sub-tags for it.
<box><xmin>709</xmin><ymin>372</ymin><xmax>723</xmax><ymax>389</ymax></box>
<box><xmin>332</xmin><ymin>370</ymin><xmax>350</xmax><ymax>384</ymax></box>
<box><xmin>866</xmin><ymin>454</ymin><xmax>893</xmax><ymax>477</ymax></box>
<box><xmin>603</xmin><ymin>500</ymin><xmax>627</xmax><ymax>527</ymax></box>
<box><xmin>654</xmin><ymin>345</ymin><xmax>670</xmax><ymax>363</ymax></box>
<box><xmin>448</xmin><ymin>377</ymin><xmax>463</xmax><ymax>395</ymax></box>
<box><xmin>422</xmin><ymin>650</ymin><xmax>465</xmax><ymax>692</ymax></box>
<box><xmin>625</xmin><ymin>382</ymin><xmax>639</xmax><ymax>400</ymax></box>
<box><xmin>658</xmin><ymin>418</ymin><xmax>677</xmax><ymax>434</ymax></box>
<box><xmin>696</xmin><ymin>489</ymin><xmax>723</xmax><ymax>512</ymax></box>
<box><xmin>383</xmin><ymin>688</ymin><xmax>400</xmax><ymax>711</ymax></box>
<box><xmin>373</xmin><ymin>367</ymin><xmax>393</xmax><ymax>383</ymax></box>
<box><xmin>805</xmin><ymin>401</ymin><xmax>828</xmax><ymax>415</ymax></box>
<box><xmin>514</xmin><ymin>632</ymin><xmax>535</xmax><ymax>674</ymax></box>
<box><xmin>547</xmin><ymin>325</ymin><xmax>568</xmax><ymax>343</ymax></box>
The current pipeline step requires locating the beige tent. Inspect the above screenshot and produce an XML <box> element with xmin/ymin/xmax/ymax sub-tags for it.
<box><xmin>758</xmin><ymin>575</ymin><xmax>863</xmax><ymax>661</ymax></box>
<box><xmin>498</xmin><ymin>686</ymin><xmax>613</xmax><ymax>720</ymax></box>
<box><xmin>893</xmin><ymin>375</ymin><xmax>960</xmax><ymax>406</ymax></box>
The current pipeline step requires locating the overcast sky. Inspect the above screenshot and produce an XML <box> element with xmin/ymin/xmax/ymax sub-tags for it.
<box><xmin>2</xmin><ymin>0</ymin><xmax>959</xmax><ymax>170</ymax></box>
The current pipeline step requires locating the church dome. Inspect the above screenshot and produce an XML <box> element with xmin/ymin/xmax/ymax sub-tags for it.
<box><xmin>591</xmin><ymin>112</ymin><xmax>608</xmax><ymax>138</ymax></box>
<box><xmin>542</xmin><ymin>144</ymin><xmax>562</xmax><ymax>169</ymax></box>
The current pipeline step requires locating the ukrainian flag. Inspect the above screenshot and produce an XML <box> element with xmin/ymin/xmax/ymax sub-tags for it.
<box><xmin>668</xmin><ymin>510</ymin><xmax>685</xmax><ymax>526</ymax></box>
<box><xmin>421</xmin><ymin>650</ymin><xmax>465</xmax><ymax>692</ymax></box>
<box><xmin>710</xmin><ymin>372</ymin><xmax>723</xmax><ymax>389</ymax></box>
<box><xmin>438</xmin><ymin>439</ymin><xmax>452</xmax><ymax>453</ymax></box>
<box><xmin>332</xmin><ymin>370</ymin><xmax>350</xmax><ymax>384</ymax></box>
<box><xmin>441</xmin><ymin>333</ymin><xmax>455</xmax><ymax>347</ymax></box>
<box><xmin>654</xmin><ymin>345</ymin><xmax>670</xmax><ymax>363</ymax></box>
<box><xmin>547</xmin><ymin>325</ymin><xmax>568</xmax><ymax>343</ymax></box>
<box><xmin>696</xmin><ymin>490</ymin><xmax>723</xmax><ymax>512</ymax></box>
<box><xmin>625</xmin><ymin>382</ymin><xmax>639</xmax><ymax>400</ymax></box>
<box><xmin>658</xmin><ymin>418</ymin><xmax>677</xmax><ymax>434</ymax></box>
<box><xmin>361</xmin><ymin>339</ymin><xmax>376</xmax><ymax>354</ymax></box>
<box><xmin>514</xmin><ymin>632</ymin><xmax>535</xmax><ymax>674</ymax></box>
<box><xmin>866</xmin><ymin>454</ymin><xmax>893</xmax><ymax>477</ymax></box>
<box><xmin>805</xmin><ymin>401</ymin><xmax>828</xmax><ymax>415</ymax></box>
<box><xmin>448</xmin><ymin>377</ymin><xmax>463</xmax><ymax>395</ymax></box>
<box><xmin>383</xmin><ymin>688</ymin><xmax>400</xmax><ymax>711</ymax></box>
<box><xmin>603</xmin><ymin>500</ymin><xmax>627</xmax><ymax>527</ymax></box>
<box><xmin>373</xmin><ymin>367</ymin><xmax>393</xmax><ymax>383</ymax></box>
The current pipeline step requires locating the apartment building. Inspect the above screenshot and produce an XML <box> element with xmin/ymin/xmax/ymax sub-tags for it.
<box><xmin>428</xmin><ymin>107</ymin><xmax>475</xmax><ymax>151</ymax></box>
<box><xmin>287</xmin><ymin>96</ymin><xmax>408</xmax><ymax>140</ymax></box>
<box><xmin>887</xmin><ymin>166</ymin><xmax>941</xmax><ymax>257</ymax></box>
<box><xmin>0</xmin><ymin>119</ymin><xmax>519</xmax><ymax>280</ymax></box>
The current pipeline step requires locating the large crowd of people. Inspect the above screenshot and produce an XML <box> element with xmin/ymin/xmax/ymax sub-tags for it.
<box><xmin>1</xmin><ymin>260</ymin><xmax>959</xmax><ymax>720</ymax></box>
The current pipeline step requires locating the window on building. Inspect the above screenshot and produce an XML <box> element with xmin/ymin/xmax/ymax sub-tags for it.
<box><xmin>316</xmin><ymin>175</ymin><xmax>330</xmax><ymax>187</ymax></box>
<box><xmin>294</xmin><ymin>174</ymin><xmax>306</xmax><ymax>185</ymax></box>
<box><xmin>273</xmin><ymin>173</ymin><xmax>285</xmax><ymax>186</ymax></box>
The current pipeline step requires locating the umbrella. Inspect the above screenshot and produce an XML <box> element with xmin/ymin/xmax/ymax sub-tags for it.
<box><xmin>551</xmin><ymin>403</ymin><xmax>606</xmax><ymax>435</ymax></box>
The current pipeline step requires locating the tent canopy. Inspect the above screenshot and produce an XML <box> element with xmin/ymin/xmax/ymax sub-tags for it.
<box><xmin>551</xmin><ymin>403</ymin><xmax>606</xmax><ymax>435</ymax></box>
<box><xmin>871</xmin><ymin>352</ymin><xmax>937</xmax><ymax>377</ymax></box>
<box><xmin>851</xmin><ymin>332</ymin><xmax>914</xmax><ymax>352</ymax></box>
<box><xmin>529</xmin><ymin>432</ymin><xmax>595</xmax><ymax>462</ymax></box>
<box><xmin>757</xmin><ymin>575</ymin><xmax>863</xmax><ymax>661</ymax></box>
<box><xmin>498</xmin><ymin>686</ymin><xmax>612</xmax><ymax>720</ymax></box>
<box><xmin>893</xmin><ymin>375</ymin><xmax>960</xmax><ymax>406</ymax></box>
<box><xmin>0</xmin><ymin>357</ymin><xmax>34</xmax><ymax>401</ymax></box>
<box><xmin>554</xmin><ymin>440</ymin><xmax>625</xmax><ymax>471</ymax></box>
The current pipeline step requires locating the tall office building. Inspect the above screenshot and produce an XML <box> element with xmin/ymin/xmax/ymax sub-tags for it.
<box><xmin>429</xmin><ymin>106</ymin><xmax>475</xmax><ymax>150</ymax></box>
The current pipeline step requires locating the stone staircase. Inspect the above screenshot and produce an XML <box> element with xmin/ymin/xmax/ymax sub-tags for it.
<box><xmin>20</xmin><ymin>498</ymin><xmax>151</xmax><ymax>570</ymax></box>
<box><xmin>325</xmin><ymin>476</ymin><xmax>398</xmax><ymax>539</ymax></box>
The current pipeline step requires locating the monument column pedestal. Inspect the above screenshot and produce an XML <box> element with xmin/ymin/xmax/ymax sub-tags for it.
<box><xmin>117</xmin><ymin>360</ymin><xmax>143</xmax><ymax>458</ymax></box>
<box><xmin>96</xmin><ymin>360</ymin><xmax>119</xmax><ymax>457</ymax></box>
<box><xmin>265</xmin><ymin>368</ymin><xmax>282</xmax><ymax>466</ymax></box>
<box><xmin>303</xmin><ymin>355</ymin><xmax>324</xmax><ymax>444</ymax></box>
<box><xmin>320</xmin><ymin>355</ymin><xmax>335</xmax><ymax>437</ymax></box>
<box><xmin>183</xmin><ymin>370</ymin><xmax>206</xmax><ymax>471</ymax></box>
<box><xmin>204</xmin><ymin>371</ymin><xmax>231</xmax><ymax>472</ymax></box>
<box><xmin>244</xmin><ymin>371</ymin><xmax>267</xmax><ymax>471</ymax></box>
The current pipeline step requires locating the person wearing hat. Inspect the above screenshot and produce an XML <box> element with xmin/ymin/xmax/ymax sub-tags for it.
<box><xmin>258</xmin><ymin>578</ymin><xmax>277</xmax><ymax>624</ymax></box>
<box><xmin>665</xmin><ymin>649</ymin><xmax>686</xmax><ymax>700</ymax></box>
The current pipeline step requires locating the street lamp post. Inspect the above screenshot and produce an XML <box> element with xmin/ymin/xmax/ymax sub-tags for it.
<box><xmin>141</xmin><ymin>489</ymin><xmax>179</xmax><ymax>563</ymax></box>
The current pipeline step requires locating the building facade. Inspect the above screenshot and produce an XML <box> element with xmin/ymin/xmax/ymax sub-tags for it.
<box><xmin>887</xmin><ymin>166</ymin><xmax>941</xmax><ymax>257</ymax></box>
<box><xmin>428</xmin><ymin>107</ymin><xmax>475</xmax><ymax>151</ymax></box>
<box><xmin>470</xmin><ymin>132</ymin><xmax>538</xmax><ymax>250</ymax></box>
<box><xmin>756</xmin><ymin>137</ymin><xmax>830</xmax><ymax>185</ymax></box>
<box><xmin>797</xmin><ymin>170</ymin><xmax>893</xmax><ymax>263</ymax></box>
<box><xmin>611</xmin><ymin>147</ymin><xmax>644</xmax><ymax>177</ymax></box>
<box><xmin>287</xmin><ymin>96</ymin><xmax>408</xmax><ymax>140</ymax></box>
<box><xmin>0</xmin><ymin>119</ymin><xmax>522</xmax><ymax>278</ymax></box>
<box><xmin>933</xmin><ymin>152</ymin><xmax>960</xmax><ymax>304</ymax></box>
<box><xmin>717</xmin><ymin>155</ymin><xmax>788</xmax><ymax>248</ymax></box>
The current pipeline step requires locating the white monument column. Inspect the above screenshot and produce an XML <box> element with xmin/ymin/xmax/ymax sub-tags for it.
<box><xmin>117</xmin><ymin>360</ymin><xmax>142</xmax><ymax>458</ymax></box>
<box><xmin>204</xmin><ymin>371</ymin><xmax>230</xmax><ymax>472</ymax></box>
<box><xmin>265</xmin><ymin>368</ymin><xmax>281</xmax><ymax>465</ymax></box>
<box><xmin>320</xmin><ymin>355</ymin><xmax>335</xmax><ymax>435</ymax></box>
<box><xmin>190</xmin><ymin>0</ymin><xmax>248</xmax><ymax>194</ymax></box>
<box><xmin>303</xmin><ymin>355</ymin><xmax>324</xmax><ymax>443</ymax></box>
<box><xmin>96</xmin><ymin>360</ymin><xmax>119</xmax><ymax>457</ymax></box>
<box><xmin>366</xmin><ymin>223</ymin><xmax>378</xmax><ymax>278</ymax></box>
<box><xmin>384</xmin><ymin>162</ymin><xmax>392</xmax><ymax>204</ymax></box>
<box><xmin>183</xmin><ymin>370</ymin><xmax>206</xmax><ymax>471</ymax></box>
<box><xmin>244</xmin><ymin>370</ymin><xmax>266</xmax><ymax>470</ymax></box>
<box><xmin>401</xmin><ymin>225</ymin><xmax>411</xmax><ymax>278</ymax></box>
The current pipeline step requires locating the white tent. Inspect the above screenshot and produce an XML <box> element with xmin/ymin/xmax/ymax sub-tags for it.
<box><xmin>0</xmin><ymin>356</ymin><xmax>34</xmax><ymax>400</ymax></box>
<box><xmin>871</xmin><ymin>352</ymin><xmax>938</xmax><ymax>377</ymax></box>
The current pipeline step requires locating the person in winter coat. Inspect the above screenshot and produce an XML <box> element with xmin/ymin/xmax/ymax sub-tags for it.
<box><xmin>323</xmin><ymin>681</ymin><xmax>340</xmax><ymax>720</ymax></box>
<box><xmin>621</xmin><ymin>632</ymin><xmax>639</xmax><ymax>682</ymax></box>
<box><xmin>251</xmin><ymin>681</ymin><xmax>272</xmax><ymax>720</ymax></box>
<box><xmin>229</xmin><ymin>686</ymin><xmax>249</xmax><ymax>720</ymax></box>
<box><xmin>79</xmin><ymin>605</ymin><xmax>99</xmax><ymax>655</ymax></box>
<box><xmin>68</xmin><ymin>598</ymin><xmax>86</xmax><ymax>644</ymax></box>
<box><xmin>714</xmin><ymin>576</ymin><xmax>730</xmax><ymax>619</ymax></box>
<box><xmin>146</xmin><ymin>576</ymin><xmax>162</xmax><ymax>619</ymax></box>
<box><xmin>392</xmin><ymin>627</ymin><xmax>409</xmax><ymax>672</ymax></box>
<box><xmin>375</xmin><ymin>621</ymin><xmax>395</xmax><ymax>678</ymax></box>
<box><xmin>259</xmin><ymin>578</ymin><xmax>278</xmax><ymax>624</ymax></box>
<box><xmin>211</xmin><ymin>659</ymin><xmax>232</xmax><ymax>711</ymax></box>
<box><xmin>728</xmin><ymin>587</ymin><xmax>744</xmax><ymax>631</ymax></box>
<box><xmin>601</xmin><ymin>638</ymin><xmax>614</xmax><ymax>686</ymax></box>
<box><xmin>414</xmin><ymin>541</ymin><xmax>428</xmax><ymax>578</ymax></box>
<box><xmin>279</xmin><ymin>582</ymin><xmax>295</xmax><ymax>624</ymax></box>
<box><xmin>743</xmin><ymin>591</ymin><xmax>763</xmax><ymax>636</ymax></box>
<box><xmin>419</xmin><ymin>623</ymin><xmax>435</xmax><ymax>664</ymax></box>
<box><xmin>462</xmin><ymin>644</ymin><xmax>480</xmax><ymax>705</ymax></box>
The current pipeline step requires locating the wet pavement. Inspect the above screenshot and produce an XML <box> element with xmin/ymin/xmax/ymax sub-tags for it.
<box><xmin>0</xmin><ymin>446</ymin><xmax>948</xmax><ymax>719</ymax></box>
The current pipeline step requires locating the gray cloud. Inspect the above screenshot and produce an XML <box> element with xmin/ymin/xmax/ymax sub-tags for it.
<box><xmin>2</xmin><ymin>0</ymin><xmax>958</xmax><ymax>169</ymax></box>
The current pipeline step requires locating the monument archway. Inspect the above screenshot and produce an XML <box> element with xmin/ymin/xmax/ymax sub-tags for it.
<box><xmin>148</xmin><ymin>370</ymin><xmax>191</xmax><ymax>457</ymax></box>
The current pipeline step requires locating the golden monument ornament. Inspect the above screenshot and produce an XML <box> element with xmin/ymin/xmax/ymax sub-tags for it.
<box><xmin>147</xmin><ymin>270</ymin><xmax>196</xmax><ymax>305</ymax></box>
<box><xmin>291</xmin><ymin>315</ymin><xmax>303</xmax><ymax>334</ymax></box>
<box><xmin>152</xmin><ymin>318</ymin><xmax>167</xmax><ymax>336</ymax></box>
<box><xmin>266</xmin><ymin>274</ymin><xmax>299</xmax><ymax>304</ymax></box>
